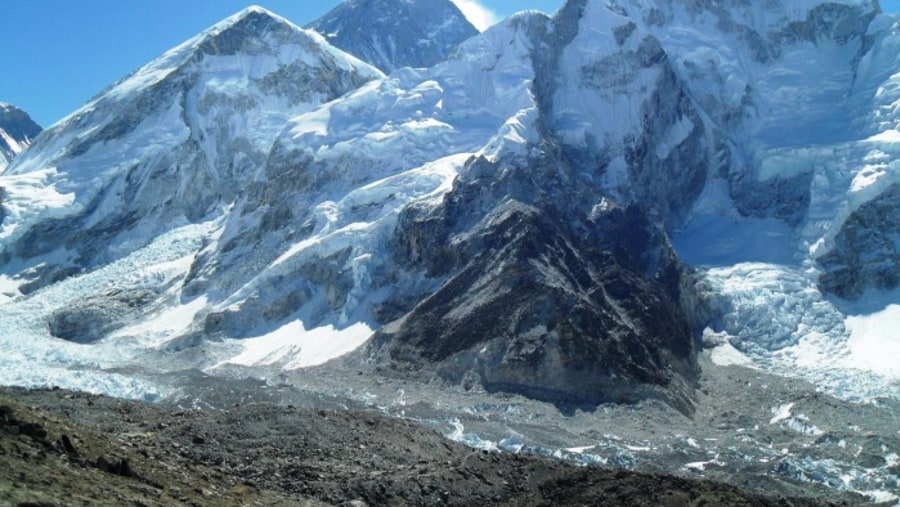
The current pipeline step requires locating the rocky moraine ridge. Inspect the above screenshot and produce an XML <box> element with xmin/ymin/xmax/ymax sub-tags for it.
<box><xmin>0</xmin><ymin>385</ymin><xmax>859</xmax><ymax>506</ymax></box>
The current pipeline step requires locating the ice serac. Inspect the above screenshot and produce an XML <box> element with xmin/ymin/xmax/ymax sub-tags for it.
<box><xmin>365</xmin><ymin>0</ymin><xmax>900</xmax><ymax>408</ymax></box>
<box><xmin>0</xmin><ymin>6</ymin><xmax>382</xmax><ymax>295</ymax></box>
<box><xmin>814</xmin><ymin>10</ymin><xmax>900</xmax><ymax>300</ymax></box>
<box><xmin>641</xmin><ymin>0</ymin><xmax>893</xmax><ymax>271</ymax></box>
<box><xmin>307</xmin><ymin>0</ymin><xmax>478</xmax><ymax>72</ymax></box>
<box><xmin>0</xmin><ymin>6</ymin><xmax>384</xmax><ymax>382</ymax></box>
<box><xmin>640</xmin><ymin>0</ymin><xmax>900</xmax><ymax>396</ymax></box>
<box><xmin>0</xmin><ymin>103</ymin><xmax>42</xmax><ymax>172</ymax></box>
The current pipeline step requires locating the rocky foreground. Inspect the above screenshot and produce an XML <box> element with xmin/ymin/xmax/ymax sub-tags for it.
<box><xmin>0</xmin><ymin>386</ymin><xmax>848</xmax><ymax>507</ymax></box>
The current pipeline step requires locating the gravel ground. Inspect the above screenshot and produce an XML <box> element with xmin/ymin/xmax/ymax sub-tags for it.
<box><xmin>0</xmin><ymin>381</ymin><xmax>853</xmax><ymax>507</ymax></box>
<box><xmin>225</xmin><ymin>352</ymin><xmax>899</xmax><ymax>504</ymax></box>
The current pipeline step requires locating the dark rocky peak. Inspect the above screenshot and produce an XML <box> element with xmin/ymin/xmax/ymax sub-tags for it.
<box><xmin>0</xmin><ymin>103</ymin><xmax>42</xmax><ymax>145</ymax></box>
<box><xmin>308</xmin><ymin>0</ymin><xmax>478</xmax><ymax>72</ymax></box>
<box><xmin>0</xmin><ymin>103</ymin><xmax>42</xmax><ymax>167</ymax></box>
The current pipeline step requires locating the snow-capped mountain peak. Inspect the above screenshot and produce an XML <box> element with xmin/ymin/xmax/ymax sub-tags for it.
<box><xmin>0</xmin><ymin>103</ymin><xmax>41</xmax><ymax>172</ymax></box>
<box><xmin>0</xmin><ymin>7</ymin><xmax>382</xmax><ymax>286</ymax></box>
<box><xmin>308</xmin><ymin>0</ymin><xmax>478</xmax><ymax>72</ymax></box>
<box><xmin>1</xmin><ymin>1</ymin><xmax>899</xmax><ymax>502</ymax></box>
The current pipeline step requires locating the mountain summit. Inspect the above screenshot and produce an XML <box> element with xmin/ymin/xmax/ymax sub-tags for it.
<box><xmin>0</xmin><ymin>103</ymin><xmax>41</xmax><ymax>171</ymax></box>
<box><xmin>0</xmin><ymin>6</ymin><xmax>381</xmax><ymax>293</ymax></box>
<box><xmin>308</xmin><ymin>0</ymin><xmax>478</xmax><ymax>72</ymax></box>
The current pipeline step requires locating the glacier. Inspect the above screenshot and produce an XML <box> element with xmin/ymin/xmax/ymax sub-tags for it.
<box><xmin>652</xmin><ymin>0</ymin><xmax>900</xmax><ymax>402</ymax></box>
<box><xmin>0</xmin><ymin>6</ymin><xmax>548</xmax><ymax>400</ymax></box>
<box><xmin>0</xmin><ymin>6</ymin><xmax>385</xmax><ymax>397</ymax></box>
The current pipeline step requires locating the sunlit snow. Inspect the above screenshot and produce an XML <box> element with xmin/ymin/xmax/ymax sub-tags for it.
<box><xmin>214</xmin><ymin>320</ymin><xmax>373</xmax><ymax>370</ymax></box>
<box><xmin>708</xmin><ymin>342</ymin><xmax>757</xmax><ymax>369</ymax></box>
<box><xmin>845</xmin><ymin>302</ymin><xmax>900</xmax><ymax>378</ymax></box>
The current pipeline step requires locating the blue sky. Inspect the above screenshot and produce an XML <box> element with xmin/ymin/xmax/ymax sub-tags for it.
<box><xmin>1</xmin><ymin>0</ymin><xmax>897</xmax><ymax>128</ymax></box>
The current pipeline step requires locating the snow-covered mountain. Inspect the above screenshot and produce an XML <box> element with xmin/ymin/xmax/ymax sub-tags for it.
<box><xmin>1</xmin><ymin>6</ymin><xmax>381</xmax><ymax>293</ymax></box>
<box><xmin>0</xmin><ymin>0</ymin><xmax>897</xmax><ymax>416</ymax></box>
<box><xmin>307</xmin><ymin>0</ymin><xmax>478</xmax><ymax>72</ymax></box>
<box><xmin>0</xmin><ymin>103</ymin><xmax>42</xmax><ymax>172</ymax></box>
<box><xmin>0</xmin><ymin>5</ymin><xmax>382</xmax><ymax>394</ymax></box>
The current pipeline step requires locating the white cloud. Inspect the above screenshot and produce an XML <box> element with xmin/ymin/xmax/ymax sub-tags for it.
<box><xmin>450</xmin><ymin>0</ymin><xmax>500</xmax><ymax>31</ymax></box>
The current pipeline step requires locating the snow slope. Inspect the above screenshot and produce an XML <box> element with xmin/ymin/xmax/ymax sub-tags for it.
<box><xmin>0</xmin><ymin>6</ymin><xmax>381</xmax><ymax>285</ymax></box>
<box><xmin>651</xmin><ymin>1</ymin><xmax>900</xmax><ymax>400</ymax></box>
<box><xmin>0</xmin><ymin>8</ymin><xmax>545</xmax><ymax>395</ymax></box>
<box><xmin>185</xmin><ymin>13</ymin><xmax>546</xmax><ymax>370</ymax></box>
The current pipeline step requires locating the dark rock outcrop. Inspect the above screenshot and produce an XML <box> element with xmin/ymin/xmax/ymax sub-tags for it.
<box><xmin>819</xmin><ymin>184</ymin><xmax>900</xmax><ymax>299</ymax></box>
<box><xmin>308</xmin><ymin>0</ymin><xmax>478</xmax><ymax>72</ymax></box>
<box><xmin>48</xmin><ymin>288</ymin><xmax>159</xmax><ymax>343</ymax></box>
<box><xmin>366</xmin><ymin>147</ymin><xmax>700</xmax><ymax>413</ymax></box>
<box><xmin>0</xmin><ymin>102</ymin><xmax>42</xmax><ymax>169</ymax></box>
<box><xmin>358</xmin><ymin>0</ymin><xmax>722</xmax><ymax>414</ymax></box>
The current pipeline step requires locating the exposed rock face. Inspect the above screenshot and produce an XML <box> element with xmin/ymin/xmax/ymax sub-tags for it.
<box><xmin>528</xmin><ymin>0</ymin><xmax>715</xmax><ymax>228</ymax></box>
<box><xmin>369</xmin><ymin>141</ymin><xmax>700</xmax><ymax>413</ymax></box>
<box><xmin>308</xmin><ymin>0</ymin><xmax>478</xmax><ymax>72</ymax></box>
<box><xmin>356</xmin><ymin>0</ymin><xmax>897</xmax><ymax>410</ymax></box>
<box><xmin>0</xmin><ymin>103</ymin><xmax>42</xmax><ymax>171</ymax></box>
<box><xmin>48</xmin><ymin>288</ymin><xmax>159</xmax><ymax>343</ymax></box>
<box><xmin>358</xmin><ymin>1</ymin><xmax>715</xmax><ymax>412</ymax></box>
<box><xmin>819</xmin><ymin>184</ymin><xmax>900</xmax><ymax>299</ymax></box>
<box><xmin>179</xmin><ymin>11</ymin><xmax>548</xmax><ymax>340</ymax></box>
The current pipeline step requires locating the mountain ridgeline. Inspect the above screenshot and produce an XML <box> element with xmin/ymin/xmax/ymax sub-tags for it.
<box><xmin>0</xmin><ymin>0</ymin><xmax>897</xmax><ymax>414</ymax></box>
